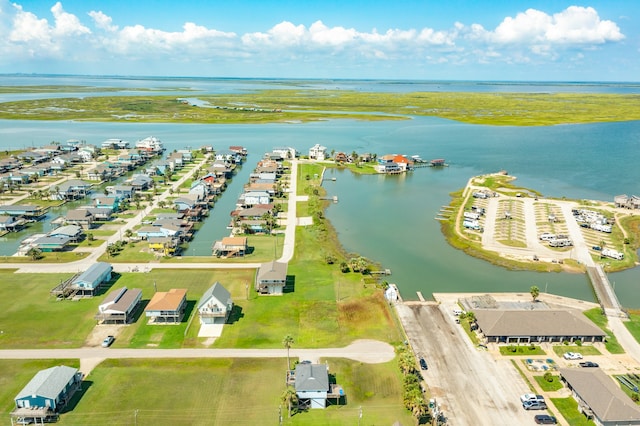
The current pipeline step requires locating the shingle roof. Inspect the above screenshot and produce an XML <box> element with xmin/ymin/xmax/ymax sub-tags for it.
<box><xmin>295</xmin><ymin>363</ymin><xmax>329</xmax><ymax>392</ymax></box>
<box><xmin>257</xmin><ymin>261</ymin><xmax>287</xmax><ymax>282</ymax></box>
<box><xmin>474</xmin><ymin>309</ymin><xmax>606</xmax><ymax>338</ymax></box>
<box><xmin>16</xmin><ymin>366</ymin><xmax>78</xmax><ymax>400</ymax></box>
<box><xmin>560</xmin><ymin>368</ymin><xmax>640</xmax><ymax>423</ymax></box>
<box><xmin>146</xmin><ymin>289</ymin><xmax>187</xmax><ymax>311</ymax></box>
<box><xmin>198</xmin><ymin>282</ymin><xmax>232</xmax><ymax>311</ymax></box>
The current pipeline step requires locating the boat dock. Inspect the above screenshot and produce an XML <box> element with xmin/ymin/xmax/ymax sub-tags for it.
<box><xmin>435</xmin><ymin>205</ymin><xmax>454</xmax><ymax>221</ymax></box>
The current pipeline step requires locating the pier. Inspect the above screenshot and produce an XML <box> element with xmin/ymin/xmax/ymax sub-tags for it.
<box><xmin>587</xmin><ymin>265</ymin><xmax>627</xmax><ymax>318</ymax></box>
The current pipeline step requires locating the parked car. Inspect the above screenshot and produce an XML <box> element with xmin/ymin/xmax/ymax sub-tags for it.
<box><xmin>419</xmin><ymin>358</ymin><xmax>428</xmax><ymax>370</ymax></box>
<box><xmin>101</xmin><ymin>335</ymin><xmax>115</xmax><ymax>347</ymax></box>
<box><xmin>563</xmin><ymin>352</ymin><xmax>583</xmax><ymax>360</ymax></box>
<box><xmin>534</xmin><ymin>414</ymin><xmax>557</xmax><ymax>424</ymax></box>
<box><xmin>520</xmin><ymin>394</ymin><xmax>545</xmax><ymax>404</ymax></box>
<box><xmin>579</xmin><ymin>361</ymin><xmax>599</xmax><ymax>368</ymax></box>
<box><xmin>523</xmin><ymin>400</ymin><xmax>547</xmax><ymax>410</ymax></box>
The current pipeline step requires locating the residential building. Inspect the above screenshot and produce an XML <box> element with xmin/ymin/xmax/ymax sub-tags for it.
<box><xmin>70</xmin><ymin>262</ymin><xmax>113</xmax><ymax>295</ymax></box>
<box><xmin>145</xmin><ymin>288</ymin><xmax>187</xmax><ymax>324</ymax></box>
<box><xmin>212</xmin><ymin>236</ymin><xmax>248</xmax><ymax>257</ymax></box>
<box><xmin>95</xmin><ymin>287</ymin><xmax>143</xmax><ymax>324</ymax></box>
<box><xmin>13</xmin><ymin>365</ymin><xmax>81</xmax><ymax>421</ymax></box>
<box><xmin>309</xmin><ymin>144</ymin><xmax>327</xmax><ymax>161</ymax></box>
<box><xmin>197</xmin><ymin>282</ymin><xmax>233</xmax><ymax>325</ymax></box>
<box><xmin>292</xmin><ymin>363</ymin><xmax>344</xmax><ymax>409</ymax></box>
<box><xmin>255</xmin><ymin>261</ymin><xmax>288</xmax><ymax>295</ymax></box>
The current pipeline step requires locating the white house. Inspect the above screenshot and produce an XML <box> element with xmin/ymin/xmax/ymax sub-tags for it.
<box><xmin>242</xmin><ymin>191</ymin><xmax>271</xmax><ymax>206</ymax></box>
<box><xmin>197</xmin><ymin>282</ymin><xmax>233</xmax><ymax>325</ymax></box>
<box><xmin>294</xmin><ymin>363</ymin><xmax>330</xmax><ymax>409</ymax></box>
<box><xmin>309</xmin><ymin>144</ymin><xmax>327</xmax><ymax>161</ymax></box>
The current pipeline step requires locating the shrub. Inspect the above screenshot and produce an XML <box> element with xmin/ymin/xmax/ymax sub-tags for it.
<box><xmin>575</xmin><ymin>339</ymin><xmax>582</xmax><ymax>346</ymax></box>
<box><xmin>543</xmin><ymin>372</ymin><xmax>553</xmax><ymax>383</ymax></box>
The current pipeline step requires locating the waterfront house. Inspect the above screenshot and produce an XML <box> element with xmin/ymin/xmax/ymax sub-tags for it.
<box><xmin>13</xmin><ymin>365</ymin><xmax>81</xmax><ymax>421</ymax></box>
<box><xmin>128</xmin><ymin>174</ymin><xmax>153</xmax><ymax>191</ymax></box>
<box><xmin>255</xmin><ymin>261</ymin><xmax>288</xmax><ymax>295</ymax></box>
<box><xmin>174</xmin><ymin>194</ymin><xmax>200</xmax><ymax>212</ymax></box>
<box><xmin>229</xmin><ymin>145</ymin><xmax>247</xmax><ymax>156</ymax></box>
<box><xmin>87</xmin><ymin>164</ymin><xmax>113</xmax><ymax>181</ymax></box>
<box><xmin>473</xmin><ymin>309</ymin><xmax>606</xmax><ymax>344</ymax></box>
<box><xmin>70</xmin><ymin>262</ymin><xmax>113</xmax><ymax>295</ymax></box>
<box><xmin>113</xmin><ymin>185</ymin><xmax>135</xmax><ymax>200</ymax></box>
<box><xmin>48</xmin><ymin>225</ymin><xmax>83</xmax><ymax>242</ymax></box>
<box><xmin>93</xmin><ymin>196</ymin><xmax>120</xmax><ymax>212</ymax></box>
<box><xmin>136</xmin><ymin>226</ymin><xmax>166</xmax><ymax>239</ymax></box>
<box><xmin>56</xmin><ymin>179</ymin><xmax>92</xmax><ymax>200</ymax></box>
<box><xmin>0</xmin><ymin>215</ymin><xmax>22</xmax><ymax>232</ymax></box>
<box><xmin>95</xmin><ymin>287</ymin><xmax>142</xmax><ymax>324</ymax></box>
<box><xmin>241</xmin><ymin>191</ymin><xmax>271</xmax><ymax>206</ymax></box>
<box><xmin>197</xmin><ymin>282</ymin><xmax>233</xmax><ymax>325</ymax></box>
<box><xmin>135</xmin><ymin>136</ymin><xmax>164</xmax><ymax>153</ymax></box>
<box><xmin>212</xmin><ymin>236</ymin><xmax>248</xmax><ymax>257</ymax></box>
<box><xmin>148</xmin><ymin>236</ymin><xmax>178</xmax><ymax>256</ymax></box>
<box><xmin>614</xmin><ymin>194</ymin><xmax>640</xmax><ymax>210</ymax></box>
<box><xmin>145</xmin><ymin>288</ymin><xmax>187</xmax><ymax>324</ymax></box>
<box><xmin>309</xmin><ymin>144</ymin><xmax>327</xmax><ymax>161</ymax></box>
<box><xmin>31</xmin><ymin>235</ymin><xmax>72</xmax><ymax>252</ymax></box>
<box><xmin>65</xmin><ymin>208</ymin><xmax>94</xmax><ymax>229</ymax></box>
<box><xmin>560</xmin><ymin>368</ymin><xmax>640</xmax><ymax>426</ymax></box>
<box><xmin>0</xmin><ymin>204</ymin><xmax>47</xmax><ymax>219</ymax></box>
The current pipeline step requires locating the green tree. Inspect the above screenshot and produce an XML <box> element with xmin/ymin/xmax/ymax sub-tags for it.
<box><xmin>283</xmin><ymin>334</ymin><xmax>294</xmax><ymax>370</ymax></box>
<box><xmin>530</xmin><ymin>285</ymin><xmax>540</xmax><ymax>301</ymax></box>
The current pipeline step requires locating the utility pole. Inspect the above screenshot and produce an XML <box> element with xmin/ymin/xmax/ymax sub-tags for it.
<box><xmin>358</xmin><ymin>406</ymin><xmax>362</xmax><ymax>426</ymax></box>
<box><xmin>279</xmin><ymin>405</ymin><xmax>282</xmax><ymax>425</ymax></box>
<box><xmin>134</xmin><ymin>409</ymin><xmax>138</xmax><ymax>426</ymax></box>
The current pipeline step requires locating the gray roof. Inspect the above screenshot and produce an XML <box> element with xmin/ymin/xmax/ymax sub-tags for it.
<box><xmin>100</xmin><ymin>287</ymin><xmax>142</xmax><ymax>314</ymax></box>
<box><xmin>198</xmin><ymin>282</ymin><xmax>232</xmax><ymax>310</ymax></box>
<box><xmin>474</xmin><ymin>309</ymin><xmax>606</xmax><ymax>338</ymax></box>
<box><xmin>257</xmin><ymin>261</ymin><xmax>287</xmax><ymax>283</ymax></box>
<box><xmin>49</xmin><ymin>225</ymin><xmax>82</xmax><ymax>237</ymax></box>
<box><xmin>295</xmin><ymin>363</ymin><xmax>329</xmax><ymax>392</ymax></box>
<box><xmin>560</xmin><ymin>368</ymin><xmax>640</xmax><ymax>423</ymax></box>
<box><xmin>16</xmin><ymin>365</ymin><xmax>78</xmax><ymax>400</ymax></box>
<box><xmin>73</xmin><ymin>262</ymin><xmax>112</xmax><ymax>286</ymax></box>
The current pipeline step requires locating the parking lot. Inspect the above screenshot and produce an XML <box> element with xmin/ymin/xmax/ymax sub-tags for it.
<box><xmin>396</xmin><ymin>302</ymin><xmax>536</xmax><ymax>425</ymax></box>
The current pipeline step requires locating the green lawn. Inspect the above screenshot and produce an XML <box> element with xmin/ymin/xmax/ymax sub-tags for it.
<box><xmin>534</xmin><ymin>374</ymin><xmax>563</xmax><ymax>392</ymax></box>
<box><xmin>0</xmin><ymin>271</ymin><xmax>97</xmax><ymax>348</ymax></box>
<box><xmin>499</xmin><ymin>345</ymin><xmax>546</xmax><ymax>356</ymax></box>
<box><xmin>583</xmin><ymin>308</ymin><xmax>625</xmax><ymax>354</ymax></box>
<box><xmin>553</xmin><ymin>345</ymin><xmax>602</xmax><ymax>357</ymax></box>
<box><xmin>550</xmin><ymin>397</ymin><xmax>596</xmax><ymax>426</ymax></box>
<box><xmin>47</xmin><ymin>358</ymin><xmax>414</xmax><ymax>426</ymax></box>
<box><xmin>623</xmin><ymin>313</ymin><xmax>640</xmax><ymax>345</ymax></box>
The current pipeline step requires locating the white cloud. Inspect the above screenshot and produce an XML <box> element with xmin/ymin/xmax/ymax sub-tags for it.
<box><xmin>88</xmin><ymin>10</ymin><xmax>117</xmax><ymax>32</ymax></box>
<box><xmin>0</xmin><ymin>1</ymin><xmax>628</xmax><ymax>76</ymax></box>
<box><xmin>50</xmin><ymin>2</ymin><xmax>90</xmax><ymax>37</ymax></box>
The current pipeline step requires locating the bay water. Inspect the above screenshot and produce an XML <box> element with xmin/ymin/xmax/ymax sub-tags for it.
<box><xmin>0</xmin><ymin>76</ymin><xmax>639</xmax><ymax>306</ymax></box>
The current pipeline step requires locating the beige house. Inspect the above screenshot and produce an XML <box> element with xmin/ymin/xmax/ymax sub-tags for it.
<box><xmin>145</xmin><ymin>289</ymin><xmax>187</xmax><ymax>324</ymax></box>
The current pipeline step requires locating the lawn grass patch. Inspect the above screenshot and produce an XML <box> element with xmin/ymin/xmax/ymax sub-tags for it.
<box><xmin>534</xmin><ymin>374</ymin><xmax>563</xmax><ymax>391</ymax></box>
<box><xmin>553</xmin><ymin>345</ymin><xmax>601</xmax><ymax>357</ymax></box>
<box><xmin>499</xmin><ymin>345</ymin><xmax>546</xmax><ymax>356</ymax></box>
<box><xmin>583</xmin><ymin>308</ymin><xmax>625</xmax><ymax>354</ymax></box>
<box><xmin>623</xmin><ymin>312</ymin><xmax>640</xmax><ymax>346</ymax></box>
<box><xmin>550</xmin><ymin>397</ymin><xmax>596</xmax><ymax>426</ymax></box>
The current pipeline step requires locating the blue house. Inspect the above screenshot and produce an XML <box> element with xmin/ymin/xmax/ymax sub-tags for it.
<box><xmin>14</xmin><ymin>365</ymin><xmax>81</xmax><ymax>412</ymax></box>
<box><xmin>70</xmin><ymin>262</ymin><xmax>112</xmax><ymax>295</ymax></box>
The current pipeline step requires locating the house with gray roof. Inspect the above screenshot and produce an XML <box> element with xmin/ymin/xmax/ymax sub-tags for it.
<box><xmin>291</xmin><ymin>363</ymin><xmax>344</xmax><ymax>409</ymax></box>
<box><xmin>197</xmin><ymin>282</ymin><xmax>233</xmax><ymax>325</ymax></box>
<box><xmin>474</xmin><ymin>309</ymin><xmax>606</xmax><ymax>344</ymax></box>
<box><xmin>560</xmin><ymin>368</ymin><xmax>640</xmax><ymax>426</ymax></box>
<box><xmin>48</xmin><ymin>225</ymin><xmax>83</xmax><ymax>242</ymax></box>
<box><xmin>13</xmin><ymin>365</ymin><xmax>81</xmax><ymax>416</ymax></box>
<box><xmin>255</xmin><ymin>261</ymin><xmax>288</xmax><ymax>295</ymax></box>
<box><xmin>95</xmin><ymin>287</ymin><xmax>142</xmax><ymax>324</ymax></box>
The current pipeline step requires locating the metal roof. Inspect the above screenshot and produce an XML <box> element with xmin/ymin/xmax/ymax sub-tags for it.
<box><xmin>197</xmin><ymin>282</ymin><xmax>232</xmax><ymax>311</ymax></box>
<box><xmin>73</xmin><ymin>262</ymin><xmax>112</xmax><ymax>286</ymax></box>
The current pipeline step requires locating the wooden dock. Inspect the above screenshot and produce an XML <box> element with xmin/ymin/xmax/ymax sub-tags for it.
<box><xmin>587</xmin><ymin>265</ymin><xmax>627</xmax><ymax>318</ymax></box>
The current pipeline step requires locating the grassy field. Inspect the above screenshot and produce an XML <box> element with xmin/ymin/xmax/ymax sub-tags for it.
<box><xmin>552</xmin><ymin>345</ymin><xmax>602</xmax><ymax>357</ymax></box>
<box><xmin>583</xmin><ymin>308</ymin><xmax>625</xmax><ymax>354</ymax></box>
<box><xmin>45</xmin><ymin>357</ymin><xmax>414</xmax><ymax>426</ymax></box>
<box><xmin>2</xmin><ymin>90</ymin><xmax>640</xmax><ymax>126</ymax></box>
<box><xmin>499</xmin><ymin>345</ymin><xmax>546</xmax><ymax>356</ymax></box>
<box><xmin>550</xmin><ymin>397</ymin><xmax>596</xmax><ymax>426</ymax></box>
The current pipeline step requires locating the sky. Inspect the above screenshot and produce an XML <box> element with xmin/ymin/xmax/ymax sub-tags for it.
<box><xmin>0</xmin><ymin>0</ymin><xmax>638</xmax><ymax>81</ymax></box>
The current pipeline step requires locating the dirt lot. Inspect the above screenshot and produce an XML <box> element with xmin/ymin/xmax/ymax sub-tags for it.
<box><xmin>84</xmin><ymin>323</ymin><xmax>125</xmax><ymax>347</ymax></box>
<box><xmin>395</xmin><ymin>302</ymin><xmax>535</xmax><ymax>426</ymax></box>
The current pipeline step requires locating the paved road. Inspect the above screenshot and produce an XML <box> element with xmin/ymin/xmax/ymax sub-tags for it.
<box><xmin>0</xmin><ymin>339</ymin><xmax>394</xmax><ymax>364</ymax></box>
<box><xmin>396</xmin><ymin>302</ymin><xmax>533</xmax><ymax>426</ymax></box>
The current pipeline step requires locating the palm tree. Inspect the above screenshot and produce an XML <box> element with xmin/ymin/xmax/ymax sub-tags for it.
<box><xmin>124</xmin><ymin>229</ymin><xmax>133</xmax><ymax>241</ymax></box>
<box><xmin>530</xmin><ymin>285</ymin><xmax>540</xmax><ymax>302</ymax></box>
<box><xmin>283</xmin><ymin>334</ymin><xmax>294</xmax><ymax>370</ymax></box>
<box><xmin>281</xmin><ymin>386</ymin><xmax>298</xmax><ymax>418</ymax></box>
<box><xmin>26</xmin><ymin>247</ymin><xmax>42</xmax><ymax>261</ymax></box>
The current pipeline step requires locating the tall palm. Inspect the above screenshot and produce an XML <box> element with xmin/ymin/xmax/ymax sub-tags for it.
<box><xmin>283</xmin><ymin>334</ymin><xmax>294</xmax><ymax>370</ymax></box>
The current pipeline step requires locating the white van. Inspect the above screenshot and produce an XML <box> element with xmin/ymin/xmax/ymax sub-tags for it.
<box><xmin>539</xmin><ymin>233</ymin><xmax>555</xmax><ymax>241</ymax></box>
<box><xmin>453</xmin><ymin>307</ymin><xmax>464</xmax><ymax>316</ymax></box>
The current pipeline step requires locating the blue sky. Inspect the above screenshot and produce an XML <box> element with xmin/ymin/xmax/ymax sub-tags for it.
<box><xmin>1</xmin><ymin>0</ymin><xmax>638</xmax><ymax>81</ymax></box>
